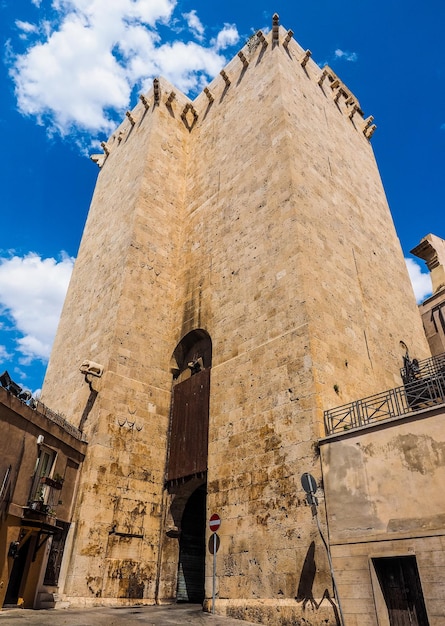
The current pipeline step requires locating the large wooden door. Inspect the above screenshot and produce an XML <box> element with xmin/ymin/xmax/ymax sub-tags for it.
<box><xmin>167</xmin><ymin>368</ymin><xmax>210</xmax><ymax>482</ymax></box>
<box><xmin>373</xmin><ymin>556</ymin><xmax>429</xmax><ymax>626</ymax></box>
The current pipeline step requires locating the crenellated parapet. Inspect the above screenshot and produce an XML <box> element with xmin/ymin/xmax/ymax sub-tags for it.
<box><xmin>91</xmin><ymin>13</ymin><xmax>376</xmax><ymax>168</ymax></box>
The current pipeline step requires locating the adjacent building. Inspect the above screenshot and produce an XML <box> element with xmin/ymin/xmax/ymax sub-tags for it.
<box><xmin>0</xmin><ymin>377</ymin><xmax>86</xmax><ymax>609</ymax></box>
<box><xmin>411</xmin><ymin>234</ymin><xmax>445</xmax><ymax>357</ymax></box>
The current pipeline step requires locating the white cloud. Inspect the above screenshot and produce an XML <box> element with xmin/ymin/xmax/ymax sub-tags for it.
<box><xmin>15</xmin><ymin>20</ymin><xmax>39</xmax><ymax>34</ymax></box>
<box><xmin>151</xmin><ymin>41</ymin><xmax>226</xmax><ymax>93</ymax></box>
<box><xmin>0</xmin><ymin>253</ymin><xmax>74</xmax><ymax>362</ymax></box>
<box><xmin>0</xmin><ymin>345</ymin><xmax>12</xmax><ymax>360</ymax></box>
<box><xmin>405</xmin><ymin>257</ymin><xmax>432</xmax><ymax>303</ymax></box>
<box><xmin>183</xmin><ymin>10</ymin><xmax>204</xmax><ymax>41</ymax></box>
<box><xmin>212</xmin><ymin>24</ymin><xmax>239</xmax><ymax>51</ymax></box>
<box><xmin>8</xmin><ymin>1</ymin><xmax>239</xmax><ymax>142</ymax></box>
<box><xmin>334</xmin><ymin>49</ymin><xmax>358</xmax><ymax>62</ymax></box>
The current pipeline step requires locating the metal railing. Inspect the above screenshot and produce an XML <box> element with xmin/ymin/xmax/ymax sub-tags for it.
<box><xmin>33</xmin><ymin>399</ymin><xmax>86</xmax><ymax>442</ymax></box>
<box><xmin>0</xmin><ymin>380</ymin><xmax>86</xmax><ymax>442</ymax></box>
<box><xmin>400</xmin><ymin>352</ymin><xmax>445</xmax><ymax>383</ymax></box>
<box><xmin>324</xmin><ymin>353</ymin><xmax>445</xmax><ymax>435</ymax></box>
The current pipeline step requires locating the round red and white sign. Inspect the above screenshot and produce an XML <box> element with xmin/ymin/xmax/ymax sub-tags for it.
<box><xmin>209</xmin><ymin>513</ymin><xmax>221</xmax><ymax>532</ymax></box>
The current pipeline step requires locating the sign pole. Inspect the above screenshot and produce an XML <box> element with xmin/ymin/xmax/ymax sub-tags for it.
<box><xmin>212</xmin><ymin>532</ymin><xmax>216</xmax><ymax>614</ymax></box>
<box><xmin>209</xmin><ymin>513</ymin><xmax>221</xmax><ymax>616</ymax></box>
<box><xmin>301</xmin><ymin>473</ymin><xmax>345</xmax><ymax>626</ymax></box>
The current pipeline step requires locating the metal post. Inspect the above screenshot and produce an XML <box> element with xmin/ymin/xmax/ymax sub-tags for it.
<box><xmin>313</xmin><ymin>504</ymin><xmax>346</xmax><ymax>626</ymax></box>
<box><xmin>212</xmin><ymin>532</ymin><xmax>216</xmax><ymax>614</ymax></box>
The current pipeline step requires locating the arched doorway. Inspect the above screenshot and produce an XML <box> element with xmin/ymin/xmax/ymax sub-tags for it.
<box><xmin>167</xmin><ymin>329</ymin><xmax>211</xmax><ymax>484</ymax></box>
<box><xmin>165</xmin><ymin>329</ymin><xmax>212</xmax><ymax>603</ymax></box>
<box><xmin>177</xmin><ymin>485</ymin><xmax>207</xmax><ymax>603</ymax></box>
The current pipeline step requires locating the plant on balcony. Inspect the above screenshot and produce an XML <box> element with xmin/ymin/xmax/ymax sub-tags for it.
<box><xmin>40</xmin><ymin>475</ymin><xmax>64</xmax><ymax>490</ymax></box>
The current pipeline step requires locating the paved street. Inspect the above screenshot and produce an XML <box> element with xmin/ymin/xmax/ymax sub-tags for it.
<box><xmin>0</xmin><ymin>605</ymin><xmax>260</xmax><ymax>626</ymax></box>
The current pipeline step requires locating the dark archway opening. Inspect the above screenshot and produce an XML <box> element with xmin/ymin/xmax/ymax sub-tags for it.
<box><xmin>4</xmin><ymin>535</ymin><xmax>32</xmax><ymax>606</ymax></box>
<box><xmin>176</xmin><ymin>484</ymin><xmax>207</xmax><ymax>603</ymax></box>
<box><xmin>373</xmin><ymin>556</ymin><xmax>430</xmax><ymax>626</ymax></box>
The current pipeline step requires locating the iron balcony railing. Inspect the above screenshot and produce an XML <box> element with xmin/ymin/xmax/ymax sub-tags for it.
<box><xmin>0</xmin><ymin>371</ymin><xmax>86</xmax><ymax>442</ymax></box>
<box><xmin>324</xmin><ymin>353</ymin><xmax>445</xmax><ymax>435</ymax></box>
<box><xmin>400</xmin><ymin>352</ymin><xmax>445</xmax><ymax>383</ymax></box>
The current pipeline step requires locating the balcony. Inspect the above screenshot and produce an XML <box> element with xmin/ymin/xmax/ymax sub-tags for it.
<box><xmin>324</xmin><ymin>353</ymin><xmax>445</xmax><ymax>435</ymax></box>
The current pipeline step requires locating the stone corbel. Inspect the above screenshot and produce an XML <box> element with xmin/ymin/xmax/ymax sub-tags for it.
<box><xmin>100</xmin><ymin>141</ymin><xmax>110</xmax><ymax>156</ymax></box>
<box><xmin>220</xmin><ymin>70</ymin><xmax>231</xmax><ymax>87</ymax></box>
<box><xmin>272</xmin><ymin>13</ymin><xmax>280</xmax><ymax>47</ymax></box>
<box><xmin>139</xmin><ymin>94</ymin><xmax>150</xmax><ymax>110</ymax></box>
<box><xmin>165</xmin><ymin>91</ymin><xmax>176</xmax><ymax>108</ymax></box>
<box><xmin>283</xmin><ymin>30</ymin><xmax>294</xmax><ymax>49</ymax></box>
<box><xmin>204</xmin><ymin>87</ymin><xmax>214</xmax><ymax>103</ymax></box>
<box><xmin>90</xmin><ymin>153</ymin><xmax>107</xmax><ymax>168</ymax></box>
<box><xmin>364</xmin><ymin>124</ymin><xmax>377</xmax><ymax>139</ymax></box>
<box><xmin>256</xmin><ymin>30</ymin><xmax>268</xmax><ymax>47</ymax></box>
<box><xmin>318</xmin><ymin>69</ymin><xmax>328</xmax><ymax>86</ymax></box>
<box><xmin>238</xmin><ymin>51</ymin><xmax>249</xmax><ymax>68</ymax></box>
<box><xmin>125</xmin><ymin>110</ymin><xmax>136</xmax><ymax>126</ymax></box>
<box><xmin>348</xmin><ymin>104</ymin><xmax>360</xmax><ymax>120</ymax></box>
<box><xmin>300</xmin><ymin>49</ymin><xmax>311</xmax><ymax>67</ymax></box>
<box><xmin>333</xmin><ymin>87</ymin><xmax>348</xmax><ymax>104</ymax></box>
<box><xmin>362</xmin><ymin>115</ymin><xmax>374</xmax><ymax>133</ymax></box>
<box><xmin>153</xmin><ymin>78</ymin><xmax>161</xmax><ymax>105</ymax></box>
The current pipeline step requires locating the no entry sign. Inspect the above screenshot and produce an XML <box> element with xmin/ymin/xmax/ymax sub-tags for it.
<box><xmin>209</xmin><ymin>513</ymin><xmax>221</xmax><ymax>532</ymax></box>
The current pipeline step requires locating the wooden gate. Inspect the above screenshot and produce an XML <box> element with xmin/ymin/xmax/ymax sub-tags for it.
<box><xmin>373</xmin><ymin>556</ymin><xmax>430</xmax><ymax>626</ymax></box>
<box><xmin>167</xmin><ymin>368</ymin><xmax>210</xmax><ymax>482</ymax></box>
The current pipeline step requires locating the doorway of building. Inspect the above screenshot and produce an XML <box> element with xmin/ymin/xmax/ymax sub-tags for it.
<box><xmin>3</xmin><ymin>535</ymin><xmax>32</xmax><ymax>606</ymax></box>
<box><xmin>176</xmin><ymin>485</ymin><xmax>206</xmax><ymax>603</ymax></box>
<box><xmin>373</xmin><ymin>556</ymin><xmax>429</xmax><ymax>626</ymax></box>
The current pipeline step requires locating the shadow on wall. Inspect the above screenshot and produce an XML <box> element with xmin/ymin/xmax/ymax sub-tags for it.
<box><xmin>296</xmin><ymin>541</ymin><xmax>341</xmax><ymax>626</ymax></box>
<box><xmin>79</xmin><ymin>389</ymin><xmax>98</xmax><ymax>432</ymax></box>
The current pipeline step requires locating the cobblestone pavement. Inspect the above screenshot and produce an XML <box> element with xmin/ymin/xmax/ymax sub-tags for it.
<box><xmin>0</xmin><ymin>605</ymin><xmax>260</xmax><ymax>626</ymax></box>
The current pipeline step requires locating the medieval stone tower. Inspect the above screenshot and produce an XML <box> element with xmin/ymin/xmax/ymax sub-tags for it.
<box><xmin>41</xmin><ymin>15</ymin><xmax>429</xmax><ymax>624</ymax></box>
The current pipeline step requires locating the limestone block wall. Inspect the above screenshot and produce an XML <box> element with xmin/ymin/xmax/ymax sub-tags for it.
<box><xmin>160</xmin><ymin>24</ymin><xmax>429</xmax><ymax>612</ymax></box>
<box><xmin>173</xmin><ymin>32</ymin><xmax>330</xmax><ymax>607</ymax></box>
<box><xmin>277</xmin><ymin>35</ymin><xmax>429</xmax><ymax>410</ymax></box>
<box><xmin>42</xmin><ymin>79</ymin><xmax>190</xmax><ymax>603</ymax></box>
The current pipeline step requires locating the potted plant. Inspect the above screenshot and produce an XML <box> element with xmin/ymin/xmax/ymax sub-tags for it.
<box><xmin>40</xmin><ymin>473</ymin><xmax>64</xmax><ymax>490</ymax></box>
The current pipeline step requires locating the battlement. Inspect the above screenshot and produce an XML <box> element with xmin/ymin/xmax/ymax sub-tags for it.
<box><xmin>91</xmin><ymin>14</ymin><xmax>375</xmax><ymax>168</ymax></box>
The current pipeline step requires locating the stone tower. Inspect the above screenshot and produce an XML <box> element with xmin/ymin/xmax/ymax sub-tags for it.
<box><xmin>41</xmin><ymin>15</ymin><xmax>430</xmax><ymax>624</ymax></box>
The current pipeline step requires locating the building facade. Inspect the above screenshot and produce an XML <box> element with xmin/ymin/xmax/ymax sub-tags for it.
<box><xmin>40</xmin><ymin>15</ymin><xmax>431</xmax><ymax>625</ymax></box>
<box><xmin>0</xmin><ymin>379</ymin><xmax>86</xmax><ymax>610</ymax></box>
<box><xmin>321</xmin><ymin>348</ymin><xmax>445</xmax><ymax>626</ymax></box>
<box><xmin>411</xmin><ymin>234</ymin><xmax>445</xmax><ymax>357</ymax></box>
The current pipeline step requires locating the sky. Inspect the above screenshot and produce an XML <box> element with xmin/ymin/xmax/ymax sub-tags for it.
<box><xmin>0</xmin><ymin>0</ymin><xmax>443</xmax><ymax>395</ymax></box>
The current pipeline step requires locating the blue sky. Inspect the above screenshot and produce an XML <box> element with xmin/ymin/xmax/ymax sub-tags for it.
<box><xmin>0</xmin><ymin>0</ymin><xmax>443</xmax><ymax>394</ymax></box>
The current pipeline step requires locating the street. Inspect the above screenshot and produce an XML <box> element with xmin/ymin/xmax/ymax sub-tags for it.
<box><xmin>0</xmin><ymin>605</ymin><xmax>260</xmax><ymax>626</ymax></box>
